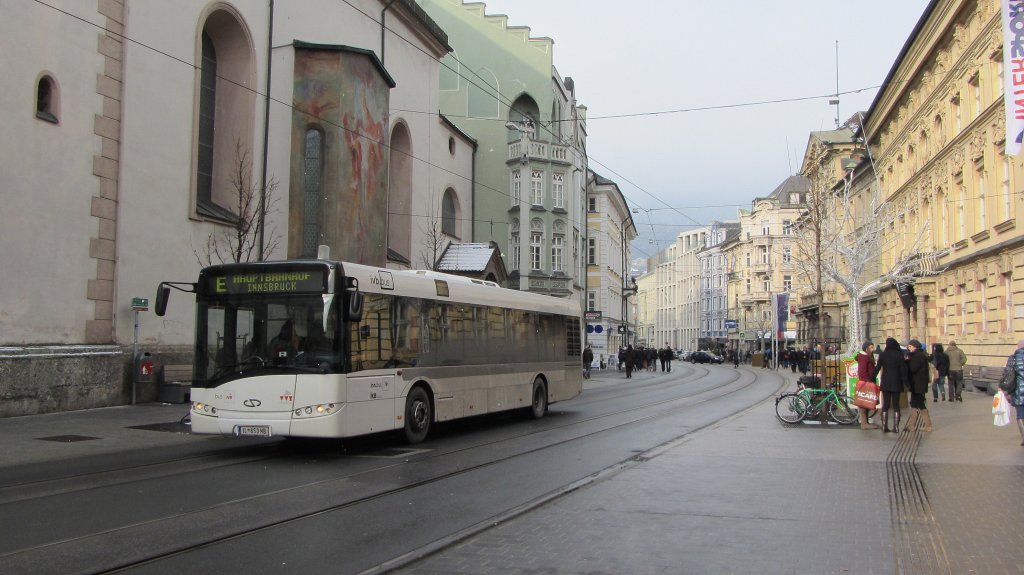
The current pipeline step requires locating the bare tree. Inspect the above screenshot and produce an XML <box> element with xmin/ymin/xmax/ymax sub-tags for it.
<box><xmin>418</xmin><ymin>203</ymin><xmax>450</xmax><ymax>270</ymax></box>
<box><xmin>793</xmin><ymin>168</ymin><xmax>944</xmax><ymax>355</ymax></box>
<box><xmin>194</xmin><ymin>141</ymin><xmax>281</xmax><ymax>266</ymax></box>
<box><xmin>794</xmin><ymin>144</ymin><xmax>833</xmax><ymax>346</ymax></box>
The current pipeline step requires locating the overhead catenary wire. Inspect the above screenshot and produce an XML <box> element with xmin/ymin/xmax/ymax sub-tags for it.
<box><xmin>31</xmin><ymin>0</ymin><xmax>989</xmax><ymax>259</ymax></box>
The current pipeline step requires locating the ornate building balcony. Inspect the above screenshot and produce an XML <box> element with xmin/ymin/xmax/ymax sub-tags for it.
<box><xmin>508</xmin><ymin>138</ymin><xmax>570</xmax><ymax>165</ymax></box>
<box><xmin>739</xmin><ymin>291</ymin><xmax>771</xmax><ymax>305</ymax></box>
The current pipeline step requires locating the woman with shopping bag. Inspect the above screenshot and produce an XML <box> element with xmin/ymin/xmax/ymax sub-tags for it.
<box><xmin>854</xmin><ymin>342</ymin><xmax>880</xmax><ymax>430</ymax></box>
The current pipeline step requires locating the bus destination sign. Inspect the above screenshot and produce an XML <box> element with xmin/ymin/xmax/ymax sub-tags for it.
<box><xmin>208</xmin><ymin>269</ymin><xmax>326</xmax><ymax>295</ymax></box>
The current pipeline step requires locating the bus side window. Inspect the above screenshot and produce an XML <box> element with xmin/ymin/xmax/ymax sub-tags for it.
<box><xmin>488</xmin><ymin>306</ymin><xmax>506</xmax><ymax>362</ymax></box>
<box><xmin>389</xmin><ymin>296</ymin><xmax>420</xmax><ymax>366</ymax></box>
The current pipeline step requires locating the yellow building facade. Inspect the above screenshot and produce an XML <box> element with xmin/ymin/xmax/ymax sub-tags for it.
<box><xmin>864</xmin><ymin>0</ymin><xmax>1023</xmax><ymax>379</ymax></box>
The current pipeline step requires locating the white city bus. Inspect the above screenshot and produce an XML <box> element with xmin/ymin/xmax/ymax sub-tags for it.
<box><xmin>156</xmin><ymin>257</ymin><xmax>583</xmax><ymax>443</ymax></box>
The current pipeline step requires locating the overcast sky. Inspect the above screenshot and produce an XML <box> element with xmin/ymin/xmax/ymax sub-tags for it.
<box><xmin>478</xmin><ymin>0</ymin><xmax>932</xmax><ymax>260</ymax></box>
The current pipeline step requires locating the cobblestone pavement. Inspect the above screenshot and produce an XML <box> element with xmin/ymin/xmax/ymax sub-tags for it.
<box><xmin>394</xmin><ymin>369</ymin><xmax>1023</xmax><ymax>575</ymax></box>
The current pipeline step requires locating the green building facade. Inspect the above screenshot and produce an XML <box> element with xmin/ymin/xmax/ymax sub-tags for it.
<box><xmin>417</xmin><ymin>0</ymin><xmax>588</xmax><ymax>299</ymax></box>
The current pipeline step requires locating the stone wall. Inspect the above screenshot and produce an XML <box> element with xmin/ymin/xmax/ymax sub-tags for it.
<box><xmin>0</xmin><ymin>345</ymin><xmax>193</xmax><ymax>417</ymax></box>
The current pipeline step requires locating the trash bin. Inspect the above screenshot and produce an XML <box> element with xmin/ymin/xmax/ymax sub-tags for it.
<box><xmin>158</xmin><ymin>364</ymin><xmax>192</xmax><ymax>404</ymax></box>
<box><xmin>135</xmin><ymin>352</ymin><xmax>155</xmax><ymax>384</ymax></box>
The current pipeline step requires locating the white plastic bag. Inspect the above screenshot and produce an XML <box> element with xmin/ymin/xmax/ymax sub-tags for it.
<box><xmin>993</xmin><ymin>391</ymin><xmax>1011</xmax><ymax>427</ymax></box>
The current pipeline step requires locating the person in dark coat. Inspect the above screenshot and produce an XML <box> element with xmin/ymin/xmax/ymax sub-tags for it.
<box><xmin>658</xmin><ymin>343</ymin><xmax>672</xmax><ymax>372</ymax></box>
<box><xmin>905</xmin><ymin>339</ymin><xmax>933</xmax><ymax>432</ymax></box>
<box><xmin>623</xmin><ymin>345</ymin><xmax>635</xmax><ymax>379</ymax></box>
<box><xmin>999</xmin><ymin>339</ymin><xmax>1024</xmax><ymax>445</ymax></box>
<box><xmin>872</xmin><ymin>337</ymin><xmax>908</xmax><ymax>433</ymax></box>
<box><xmin>930</xmin><ymin>343</ymin><xmax>950</xmax><ymax>402</ymax></box>
<box><xmin>582</xmin><ymin>345</ymin><xmax>594</xmax><ymax>379</ymax></box>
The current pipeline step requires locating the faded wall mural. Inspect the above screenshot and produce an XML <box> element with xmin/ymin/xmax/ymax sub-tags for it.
<box><xmin>290</xmin><ymin>44</ymin><xmax>392</xmax><ymax>266</ymax></box>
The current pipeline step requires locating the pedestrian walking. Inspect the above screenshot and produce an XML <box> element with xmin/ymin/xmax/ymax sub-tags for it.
<box><xmin>947</xmin><ymin>340</ymin><xmax>967</xmax><ymax>402</ymax></box>
<box><xmin>624</xmin><ymin>345</ymin><xmax>635</xmax><ymax>379</ymax></box>
<box><xmin>930</xmin><ymin>343</ymin><xmax>949</xmax><ymax>402</ymax></box>
<box><xmin>856</xmin><ymin>342</ymin><xmax>880</xmax><ymax>430</ymax></box>
<box><xmin>997</xmin><ymin>339</ymin><xmax>1024</xmax><ymax>446</ymax></box>
<box><xmin>582</xmin><ymin>345</ymin><xmax>594</xmax><ymax>380</ymax></box>
<box><xmin>905</xmin><ymin>339</ymin><xmax>933</xmax><ymax>432</ymax></box>
<box><xmin>617</xmin><ymin>347</ymin><xmax>625</xmax><ymax>372</ymax></box>
<box><xmin>872</xmin><ymin>337</ymin><xmax>908</xmax><ymax>433</ymax></box>
<box><xmin>659</xmin><ymin>343</ymin><xmax>672</xmax><ymax>372</ymax></box>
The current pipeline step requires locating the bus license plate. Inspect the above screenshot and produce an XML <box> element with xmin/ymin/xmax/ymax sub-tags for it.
<box><xmin>236</xmin><ymin>425</ymin><xmax>271</xmax><ymax>437</ymax></box>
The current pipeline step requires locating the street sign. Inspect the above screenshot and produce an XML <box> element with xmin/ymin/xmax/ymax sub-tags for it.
<box><xmin>724</xmin><ymin>319</ymin><xmax>738</xmax><ymax>329</ymax></box>
<box><xmin>617</xmin><ymin>325</ymin><xmax>627</xmax><ymax>333</ymax></box>
<box><xmin>584</xmin><ymin>311</ymin><xmax>602</xmax><ymax>321</ymax></box>
<box><xmin>131</xmin><ymin>297</ymin><xmax>149</xmax><ymax>311</ymax></box>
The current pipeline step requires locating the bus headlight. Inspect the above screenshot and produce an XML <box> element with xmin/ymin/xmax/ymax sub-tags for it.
<box><xmin>292</xmin><ymin>403</ymin><xmax>339</xmax><ymax>419</ymax></box>
<box><xmin>191</xmin><ymin>402</ymin><xmax>218</xmax><ymax>417</ymax></box>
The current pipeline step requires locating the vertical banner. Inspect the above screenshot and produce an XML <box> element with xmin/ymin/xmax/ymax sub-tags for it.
<box><xmin>774</xmin><ymin>293</ymin><xmax>790</xmax><ymax>340</ymax></box>
<box><xmin>1003</xmin><ymin>0</ymin><xmax>1024</xmax><ymax>155</ymax></box>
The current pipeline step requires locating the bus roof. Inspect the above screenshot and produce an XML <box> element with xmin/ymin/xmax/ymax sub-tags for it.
<box><xmin>341</xmin><ymin>262</ymin><xmax>580</xmax><ymax>317</ymax></box>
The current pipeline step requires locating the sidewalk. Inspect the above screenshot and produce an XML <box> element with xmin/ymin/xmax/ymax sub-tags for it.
<box><xmin>399</xmin><ymin>369</ymin><xmax>1023</xmax><ymax>575</ymax></box>
<box><xmin>0</xmin><ymin>402</ymin><xmax>203</xmax><ymax>470</ymax></box>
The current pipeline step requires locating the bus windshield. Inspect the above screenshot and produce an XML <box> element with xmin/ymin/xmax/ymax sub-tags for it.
<box><xmin>194</xmin><ymin>293</ymin><xmax>342</xmax><ymax>386</ymax></box>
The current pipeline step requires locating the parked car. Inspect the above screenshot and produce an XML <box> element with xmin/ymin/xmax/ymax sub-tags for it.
<box><xmin>689</xmin><ymin>351</ymin><xmax>723</xmax><ymax>364</ymax></box>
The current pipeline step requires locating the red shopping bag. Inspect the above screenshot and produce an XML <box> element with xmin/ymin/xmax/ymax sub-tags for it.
<box><xmin>854</xmin><ymin>380</ymin><xmax>880</xmax><ymax>410</ymax></box>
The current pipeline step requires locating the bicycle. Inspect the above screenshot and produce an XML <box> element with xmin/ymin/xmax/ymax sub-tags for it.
<box><xmin>775</xmin><ymin>382</ymin><xmax>858</xmax><ymax>425</ymax></box>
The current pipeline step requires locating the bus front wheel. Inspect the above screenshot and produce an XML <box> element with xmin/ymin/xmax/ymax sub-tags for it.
<box><xmin>530</xmin><ymin>378</ymin><xmax>548</xmax><ymax>419</ymax></box>
<box><xmin>403</xmin><ymin>387</ymin><xmax>432</xmax><ymax>444</ymax></box>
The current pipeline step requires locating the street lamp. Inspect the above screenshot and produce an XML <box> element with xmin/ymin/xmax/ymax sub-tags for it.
<box><xmin>505</xmin><ymin>119</ymin><xmax>535</xmax><ymax>164</ymax></box>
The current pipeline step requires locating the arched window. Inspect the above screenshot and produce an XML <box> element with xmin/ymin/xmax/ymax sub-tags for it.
<box><xmin>509</xmin><ymin>94</ymin><xmax>540</xmax><ymax>126</ymax></box>
<box><xmin>388</xmin><ymin>123</ymin><xmax>413</xmax><ymax>261</ymax></box>
<box><xmin>442</xmin><ymin>188</ymin><xmax>458</xmax><ymax>237</ymax></box>
<box><xmin>35</xmin><ymin>75</ymin><xmax>59</xmax><ymax>123</ymax></box>
<box><xmin>196</xmin><ymin>31</ymin><xmax>217</xmax><ymax>210</ymax></box>
<box><xmin>194</xmin><ymin>10</ymin><xmax>256</xmax><ymax>220</ymax></box>
<box><xmin>302</xmin><ymin>127</ymin><xmax>323</xmax><ymax>257</ymax></box>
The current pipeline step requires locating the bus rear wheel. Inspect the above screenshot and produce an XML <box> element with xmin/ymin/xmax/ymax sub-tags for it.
<box><xmin>403</xmin><ymin>387</ymin><xmax>431</xmax><ymax>444</ymax></box>
<box><xmin>530</xmin><ymin>378</ymin><xmax>548</xmax><ymax>419</ymax></box>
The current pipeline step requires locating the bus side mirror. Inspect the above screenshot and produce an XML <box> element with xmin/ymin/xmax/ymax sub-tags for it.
<box><xmin>155</xmin><ymin>283</ymin><xmax>171</xmax><ymax>316</ymax></box>
<box><xmin>346</xmin><ymin>292</ymin><xmax>364</xmax><ymax>322</ymax></box>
